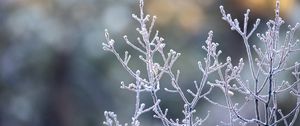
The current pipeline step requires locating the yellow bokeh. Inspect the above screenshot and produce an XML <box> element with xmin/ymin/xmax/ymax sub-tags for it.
<box><xmin>234</xmin><ymin>0</ymin><xmax>295</xmax><ymax>16</ymax></box>
<box><xmin>146</xmin><ymin>0</ymin><xmax>204</xmax><ymax>32</ymax></box>
<box><xmin>177</xmin><ymin>1</ymin><xmax>203</xmax><ymax>32</ymax></box>
<box><xmin>146</xmin><ymin>0</ymin><xmax>177</xmax><ymax>25</ymax></box>
<box><xmin>273</xmin><ymin>0</ymin><xmax>295</xmax><ymax>15</ymax></box>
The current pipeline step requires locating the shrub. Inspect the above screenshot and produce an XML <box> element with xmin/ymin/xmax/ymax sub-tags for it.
<box><xmin>102</xmin><ymin>0</ymin><xmax>300</xmax><ymax>125</ymax></box>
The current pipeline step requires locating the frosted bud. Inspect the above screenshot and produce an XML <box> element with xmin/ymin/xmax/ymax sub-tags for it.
<box><xmin>234</xmin><ymin>103</ymin><xmax>239</xmax><ymax>107</ymax></box>
<box><xmin>227</xmin><ymin>14</ymin><xmax>231</xmax><ymax>18</ymax></box>
<box><xmin>246</xmin><ymin>9</ymin><xmax>250</xmax><ymax>13</ymax></box>
<box><xmin>140</xmin><ymin>103</ymin><xmax>145</xmax><ymax>109</ymax></box>
<box><xmin>233</xmin><ymin>66</ymin><xmax>238</xmax><ymax>70</ymax></box>
<box><xmin>139</xmin><ymin>55</ymin><xmax>143</xmax><ymax>59</ymax></box>
<box><xmin>239</xmin><ymin>58</ymin><xmax>243</xmax><ymax>63</ymax></box>
<box><xmin>228</xmin><ymin>90</ymin><xmax>234</xmax><ymax>96</ymax></box>
<box><xmin>132</xmin><ymin>14</ymin><xmax>138</xmax><ymax>19</ymax></box>
<box><xmin>103</xmin><ymin>46</ymin><xmax>110</xmax><ymax>51</ymax></box>
<box><xmin>120</xmin><ymin>81</ymin><xmax>125</xmax><ymax>88</ymax></box>
<box><xmin>170</xmin><ymin>49</ymin><xmax>176</xmax><ymax>54</ymax></box>
<box><xmin>184</xmin><ymin>104</ymin><xmax>188</xmax><ymax>108</ymax></box>
<box><xmin>292</xmin><ymin>28</ymin><xmax>295</xmax><ymax>31</ymax></box>
<box><xmin>145</xmin><ymin>15</ymin><xmax>150</xmax><ymax>21</ymax></box>
<box><xmin>139</xmin><ymin>0</ymin><xmax>144</xmax><ymax>7</ymax></box>
<box><xmin>104</xmin><ymin>29</ymin><xmax>109</xmax><ymax>38</ymax></box>
<box><xmin>104</xmin><ymin>111</ymin><xmax>108</xmax><ymax>115</ymax></box>
<box><xmin>102</xmin><ymin>42</ymin><xmax>108</xmax><ymax>46</ymax></box>
<box><xmin>159</xmin><ymin>43</ymin><xmax>165</xmax><ymax>49</ymax></box>
<box><xmin>257</xmin><ymin>33</ymin><xmax>261</xmax><ymax>38</ymax></box>
<box><xmin>153</xmin><ymin>63</ymin><xmax>160</xmax><ymax>75</ymax></box>
<box><xmin>128</xmin><ymin>83</ymin><xmax>136</xmax><ymax>90</ymax></box>
<box><xmin>136</xmin><ymin>70</ymin><xmax>141</xmax><ymax>75</ymax></box>
<box><xmin>165</xmin><ymin>108</ymin><xmax>168</xmax><ymax>111</ymax></box>
<box><xmin>234</xmin><ymin>19</ymin><xmax>239</xmax><ymax>24</ymax></box>
<box><xmin>208</xmin><ymin>30</ymin><xmax>213</xmax><ymax>36</ymax></box>
<box><xmin>157</xmin><ymin>99</ymin><xmax>161</xmax><ymax>103</ymax></box>
<box><xmin>230</xmin><ymin>26</ymin><xmax>235</xmax><ymax>30</ymax></box>
<box><xmin>217</xmin><ymin>50</ymin><xmax>222</xmax><ymax>55</ymax></box>
<box><xmin>219</xmin><ymin>6</ymin><xmax>224</xmax><ymax>11</ymax></box>
<box><xmin>232</xmin><ymin>84</ymin><xmax>237</xmax><ymax>88</ymax></box>
<box><xmin>256</xmin><ymin>19</ymin><xmax>261</xmax><ymax>25</ymax></box>
<box><xmin>226</xmin><ymin>56</ymin><xmax>231</xmax><ymax>62</ymax></box>
<box><xmin>108</xmin><ymin>40</ymin><xmax>115</xmax><ymax>46</ymax></box>
<box><xmin>198</xmin><ymin>61</ymin><xmax>202</xmax><ymax>67</ymax></box>
<box><xmin>123</xmin><ymin>35</ymin><xmax>128</xmax><ymax>40</ymax></box>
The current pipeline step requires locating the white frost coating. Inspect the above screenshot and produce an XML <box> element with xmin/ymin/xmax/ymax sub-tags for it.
<box><xmin>102</xmin><ymin>0</ymin><xmax>300</xmax><ymax>126</ymax></box>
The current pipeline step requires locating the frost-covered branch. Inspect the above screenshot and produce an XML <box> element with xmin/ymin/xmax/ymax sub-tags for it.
<box><xmin>102</xmin><ymin>0</ymin><xmax>227</xmax><ymax>125</ymax></box>
<box><xmin>219</xmin><ymin>0</ymin><xmax>300</xmax><ymax>125</ymax></box>
<box><xmin>102</xmin><ymin>0</ymin><xmax>300</xmax><ymax>125</ymax></box>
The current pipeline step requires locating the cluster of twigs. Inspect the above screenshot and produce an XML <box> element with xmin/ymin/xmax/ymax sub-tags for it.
<box><xmin>102</xmin><ymin>0</ymin><xmax>300</xmax><ymax>125</ymax></box>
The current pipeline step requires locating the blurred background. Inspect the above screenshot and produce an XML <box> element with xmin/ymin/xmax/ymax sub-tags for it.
<box><xmin>1</xmin><ymin>0</ymin><xmax>300</xmax><ymax>126</ymax></box>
